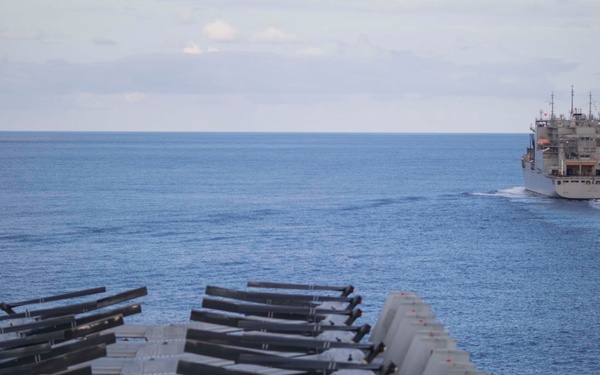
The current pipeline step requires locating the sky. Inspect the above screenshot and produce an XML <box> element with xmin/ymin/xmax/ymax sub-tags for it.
<box><xmin>1</xmin><ymin>0</ymin><xmax>599</xmax><ymax>133</ymax></box>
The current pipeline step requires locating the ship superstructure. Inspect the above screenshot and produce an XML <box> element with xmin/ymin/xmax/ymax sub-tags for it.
<box><xmin>522</xmin><ymin>88</ymin><xmax>600</xmax><ymax>199</ymax></box>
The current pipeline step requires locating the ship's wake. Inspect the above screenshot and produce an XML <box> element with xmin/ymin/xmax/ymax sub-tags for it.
<box><xmin>588</xmin><ymin>199</ymin><xmax>600</xmax><ymax>209</ymax></box>
<box><xmin>472</xmin><ymin>188</ymin><xmax>600</xmax><ymax>208</ymax></box>
<box><xmin>471</xmin><ymin>186</ymin><xmax>529</xmax><ymax>199</ymax></box>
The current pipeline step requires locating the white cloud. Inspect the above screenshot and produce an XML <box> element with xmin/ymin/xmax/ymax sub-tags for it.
<box><xmin>253</xmin><ymin>27</ymin><xmax>298</xmax><ymax>43</ymax></box>
<box><xmin>122</xmin><ymin>92</ymin><xmax>146</xmax><ymax>104</ymax></box>
<box><xmin>207</xmin><ymin>46</ymin><xmax>218</xmax><ymax>53</ymax></box>
<box><xmin>183</xmin><ymin>41</ymin><xmax>202</xmax><ymax>54</ymax></box>
<box><xmin>180</xmin><ymin>11</ymin><xmax>195</xmax><ymax>24</ymax></box>
<box><xmin>202</xmin><ymin>19</ymin><xmax>237</xmax><ymax>42</ymax></box>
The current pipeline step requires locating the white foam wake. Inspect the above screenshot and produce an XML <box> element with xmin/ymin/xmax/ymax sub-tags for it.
<box><xmin>588</xmin><ymin>199</ymin><xmax>600</xmax><ymax>209</ymax></box>
<box><xmin>471</xmin><ymin>186</ymin><xmax>528</xmax><ymax>198</ymax></box>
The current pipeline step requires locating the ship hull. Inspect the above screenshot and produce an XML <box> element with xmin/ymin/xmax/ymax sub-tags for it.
<box><xmin>523</xmin><ymin>162</ymin><xmax>600</xmax><ymax>199</ymax></box>
<box><xmin>523</xmin><ymin>164</ymin><xmax>560</xmax><ymax>197</ymax></box>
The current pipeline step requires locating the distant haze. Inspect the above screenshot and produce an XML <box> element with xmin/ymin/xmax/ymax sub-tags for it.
<box><xmin>1</xmin><ymin>0</ymin><xmax>598</xmax><ymax>133</ymax></box>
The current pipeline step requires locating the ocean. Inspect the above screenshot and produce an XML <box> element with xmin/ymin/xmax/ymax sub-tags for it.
<box><xmin>0</xmin><ymin>132</ymin><xmax>599</xmax><ymax>374</ymax></box>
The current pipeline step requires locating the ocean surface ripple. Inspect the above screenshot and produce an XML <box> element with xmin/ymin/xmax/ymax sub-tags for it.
<box><xmin>1</xmin><ymin>132</ymin><xmax>599</xmax><ymax>374</ymax></box>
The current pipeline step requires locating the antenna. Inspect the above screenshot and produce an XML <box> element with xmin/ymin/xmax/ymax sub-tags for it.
<box><xmin>551</xmin><ymin>92</ymin><xmax>554</xmax><ymax>118</ymax></box>
<box><xmin>570</xmin><ymin>85</ymin><xmax>574</xmax><ymax>115</ymax></box>
<box><xmin>589</xmin><ymin>91</ymin><xmax>593</xmax><ymax>119</ymax></box>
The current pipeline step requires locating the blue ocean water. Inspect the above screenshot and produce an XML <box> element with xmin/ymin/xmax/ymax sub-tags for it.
<box><xmin>0</xmin><ymin>132</ymin><xmax>599</xmax><ymax>374</ymax></box>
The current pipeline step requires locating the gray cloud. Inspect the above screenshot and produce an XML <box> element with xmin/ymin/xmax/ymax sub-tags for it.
<box><xmin>0</xmin><ymin>50</ymin><xmax>578</xmax><ymax>110</ymax></box>
<box><xmin>92</xmin><ymin>37</ymin><xmax>118</xmax><ymax>46</ymax></box>
<box><xmin>253</xmin><ymin>27</ymin><xmax>299</xmax><ymax>43</ymax></box>
<box><xmin>0</xmin><ymin>27</ymin><xmax>46</xmax><ymax>40</ymax></box>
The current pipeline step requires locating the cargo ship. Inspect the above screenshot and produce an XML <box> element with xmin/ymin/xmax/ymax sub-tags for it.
<box><xmin>522</xmin><ymin>88</ymin><xmax>600</xmax><ymax>199</ymax></box>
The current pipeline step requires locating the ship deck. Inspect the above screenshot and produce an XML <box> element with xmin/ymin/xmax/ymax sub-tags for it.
<box><xmin>1</xmin><ymin>282</ymin><xmax>487</xmax><ymax>375</ymax></box>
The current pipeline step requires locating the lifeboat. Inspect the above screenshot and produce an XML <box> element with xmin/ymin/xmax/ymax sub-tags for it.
<box><xmin>537</xmin><ymin>138</ymin><xmax>549</xmax><ymax>146</ymax></box>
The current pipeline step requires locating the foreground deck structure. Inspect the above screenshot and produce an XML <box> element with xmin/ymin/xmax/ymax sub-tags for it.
<box><xmin>0</xmin><ymin>282</ymin><xmax>487</xmax><ymax>374</ymax></box>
